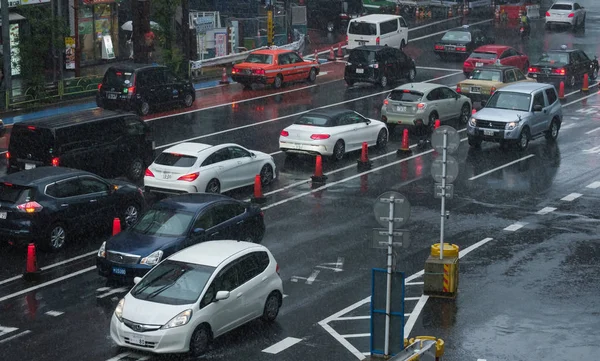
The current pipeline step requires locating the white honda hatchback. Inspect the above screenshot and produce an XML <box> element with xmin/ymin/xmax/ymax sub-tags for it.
<box><xmin>110</xmin><ymin>240</ymin><xmax>283</xmax><ymax>356</ymax></box>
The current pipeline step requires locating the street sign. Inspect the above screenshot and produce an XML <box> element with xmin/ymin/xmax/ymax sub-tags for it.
<box><xmin>371</xmin><ymin>269</ymin><xmax>405</xmax><ymax>357</ymax></box>
<box><xmin>371</xmin><ymin>228</ymin><xmax>410</xmax><ymax>249</ymax></box>
<box><xmin>431</xmin><ymin>125</ymin><xmax>461</xmax><ymax>154</ymax></box>
<box><xmin>195</xmin><ymin>16</ymin><xmax>214</xmax><ymax>33</ymax></box>
<box><xmin>373</xmin><ymin>191</ymin><xmax>411</xmax><ymax>228</ymax></box>
<box><xmin>434</xmin><ymin>183</ymin><xmax>454</xmax><ymax>199</ymax></box>
<box><xmin>430</xmin><ymin>155</ymin><xmax>459</xmax><ymax>183</ymax></box>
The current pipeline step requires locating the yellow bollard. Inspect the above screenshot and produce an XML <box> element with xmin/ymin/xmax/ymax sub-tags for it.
<box><xmin>424</xmin><ymin>243</ymin><xmax>460</xmax><ymax>299</ymax></box>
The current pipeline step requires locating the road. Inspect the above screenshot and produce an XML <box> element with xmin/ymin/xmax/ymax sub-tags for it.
<box><xmin>1</xmin><ymin>5</ymin><xmax>600</xmax><ymax>361</ymax></box>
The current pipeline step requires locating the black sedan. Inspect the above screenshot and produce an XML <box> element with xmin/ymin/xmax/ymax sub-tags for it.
<box><xmin>528</xmin><ymin>46</ymin><xmax>599</xmax><ymax>87</ymax></box>
<box><xmin>0</xmin><ymin>167</ymin><xmax>144</xmax><ymax>251</ymax></box>
<box><xmin>434</xmin><ymin>25</ymin><xmax>494</xmax><ymax>59</ymax></box>
<box><xmin>345</xmin><ymin>45</ymin><xmax>416</xmax><ymax>87</ymax></box>
<box><xmin>96</xmin><ymin>193</ymin><xmax>265</xmax><ymax>280</ymax></box>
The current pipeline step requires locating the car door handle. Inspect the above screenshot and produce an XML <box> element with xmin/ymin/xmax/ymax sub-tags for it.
<box><xmin>236</xmin><ymin>220</ymin><xmax>244</xmax><ymax>225</ymax></box>
<box><xmin>89</xmin><ymin>199</ymin><xmax>97</xmax><ymax>203</ymax></box>
<box><xmin>61</xmin><ymin>204</ymin><xmax>69</xmax><ymax>207</ymax></box>
<box><xmin>236</xmin><ymin>293</ymin><xmax>243</xmax><ymax>299</ymax></box>
<box><xmin>237</xmin><ymin>161</ymin><xmax>243</xmax><ymax>165</ymax></box>
<box><xmin>261</xmin><ymin>276</ymin><xmax>268</xmax><ymax>282</ymax></box>
<box><xmin>211</xmin><ymin>231</ymin><xmax>219</xmax><ymax>236</ymax></box>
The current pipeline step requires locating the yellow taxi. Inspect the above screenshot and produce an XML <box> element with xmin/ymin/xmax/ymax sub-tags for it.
<box><xmin>456</xmin><ymin>65</ymin><xmax>535</xmax><ymax>102</ymax></box>
<box><xmin>231</xmin><ymin>48</ymin><xmax>320</xmax><ymax>89</ymax></box>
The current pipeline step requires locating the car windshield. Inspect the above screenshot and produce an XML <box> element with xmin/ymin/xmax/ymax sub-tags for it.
<box><xmin>131</xmin><ymin>260</ymin><xmax>215</xmax><ymax>305</ymax></box>
<box><xmin>294</xmin><ymin>115</ymin><xmax>331</xmax><ymax>126</ymax></box>
<box><xmin>469</xmin><ymin>52</ymin><xmax>497</xmax><ymax>60</ymax></box>
<box><xmin>550</xmin><ymin>4</ymin><xmax>572</xmax><ymax>10</ymax></box>
<box><xmin>470</xmin><ymin>69</ymin><xmax>502</xmax><ymax>81</ymax></box>
<box><xmin>348</xmin><ymin>50</ymin><xmax>376</xmax><ymax>64</ymax></box>
<box><xmin>539</xmin><ymin>52</ymin><xmax>569</xmax><ymax>64</ymax></box>
<box><xmin>486</xmin><ymin>91</ymin><xmax>531</xmax><ymax>111</ymax></box>
<box><xmin>388</xmin><ymin>90</ymin><xmax>423</xmax><ymax>102</ymax></box>
<box><xmin>245</xmin><ymin>54</ymin><xmax>273</xmax><ymax>64</ymax></box>
<box><xmin>154</xmin><ymin>153</ymin><xmax>197</xmax><ymax>167</ymax></box>
<box><xmin>442</xmin><ymin>31</ymin><xmax>471</xmax><ymax>42</ymax></box>
<box><xmin>348</xmin><ymin>22</ymin><xmax>377</xmax><ymax>35</ymax></box>
<box><xmin>131</xmin><ymin>208</ymin><xmax>194</xmax><ymax>237</ymax></box>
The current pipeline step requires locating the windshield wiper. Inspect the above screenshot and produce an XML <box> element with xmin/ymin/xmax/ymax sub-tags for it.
<box><xmin>146</xmin><ymin>279</ymin><xmax>179</xmax><ymax>299</ymax></box>
<box><xmin>132</xmin><ymin>268</ymin><xmax>175</xmax><ymax>296</ymax></box>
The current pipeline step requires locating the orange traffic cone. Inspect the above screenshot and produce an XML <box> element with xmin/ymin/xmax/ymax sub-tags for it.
<box><xmin>311</xmin><ymin>155</ymin><xmax>328</xmax><ymax>184</ymax></box>
<box><xmin>251</xmin><ymin>174</ymin><xmax>267</xmax><ymax>204</ymax></box>
<box><xmin>328</xmin><ymin>46</ymin><xmax>336</xmax><ymax>61</ymax></box>
<box><xmin>558</xmin><ymin>81</ymin><xmax>566</xmax><ymax>101</ymax></box>
<box><xmin>112</xmin><ymin>217</ymin><xmax>121</xmax><ymax>236</ymax></box>
<box><xmin>357</xmin><ymin>142</ymin><xmax>372</xmax><ymax>171</ymax></box>
<box><xmin>23</xmin><ymin>243</ymin><xmax>40</xmax><ymax>281</ymax></box>
<box><xmin>336</xmin><ymin>44</ymin><xmax>344</xmax><ymax>59</ymax></box>
<box><xmin>582</xmin><ymin>73</ymin><xmax>589</xmax><ymax>93</ymax></box>
<box><xmin>219</xmin><ymin>67</ymin><xmax>229</xmax><ymax>84</ymax></box>
<box><xmin>397</xmin><ymin>129</ymin><xmax>413</xmax><ymax>156</ymax></box>
<box><xmin>434</xmin><ymin>119</ymin><xmax>441</xmax><ymax>129</ymax></box>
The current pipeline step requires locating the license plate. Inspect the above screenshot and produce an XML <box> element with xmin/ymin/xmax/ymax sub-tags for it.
<box><xmin>475</xmin><ymin>62</ymin><xmax>483</xmax><ymax>67</ymax></box>
<box><xmin>445</xmin><ymin>46</ymin><xmax>455</xmax><ymax>50</ymax></box>
<box><xmin>0</xmin><ymin>212</ymin><xmax>6</xmax><ymax>220</ymax></box>
<box><xmin>107</xmin><ymin>93</ymin><xmax>118</xmax><ymax>100</ymax></box>
<box><xmin>162</xmin><ymin>172</ymin><xmax>171</xmax><ymax>179</ymax></box>
<box><xmin>396</xmin><ymin>106</ymin><xmax>407</xmax><ymax>112</ymax></box>
<box><xmin>25</xmin><ymin>163</ymin><xmax>36</xmax><ymax>170</ymax></box>
<box><xmin>483</xmin><ymin>130</ymin><xmax>495</xmax><ymax>136</ymax></box>
<box><xmin>244</xmin><ymin>69</ymin><xmax>252</xmax><ymax>75</ymax></box>
<box><xmin>129</xmin><ymin>334</ymin><xmax>146</xmax><ymax>346</ymax></box>
<box><xmin>532</xmin><ymin>74</ymin><xmax>537</xmax><ymax>78</ymax></box>
<box><xmin>356</xmin><ymin>68</ymin><xmax>364</xmax><ymax>74</ymax></box>
<box><xmin>112</xmin><ymin>267</ymin><xmax>126</xmax><ymax>275</ymax></box>
<box><xmin>470</xmin><ymin>87</ymin><xmax>481</xmax><ymax>93</ymax></box>
<box><xmin>293</xmin><ymin>143</ymin><xmax>303</xmax><ymax>149</ymax></box>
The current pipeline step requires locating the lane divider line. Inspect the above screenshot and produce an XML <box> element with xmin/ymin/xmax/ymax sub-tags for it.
<box><xmin>468</xmin><ymin>154</ymin><xmax>535</xmax><ymax>181</ymax></box>
<box><xmin>586</xmin><ymin>181</ymin><xmax>600</xmax><ymax>189</ymax></box>
<box><xmin>503</xmin><ymin>222</ymin><xmax>528</xmax><ymax>232</ymax></box>
<box><xmin>560</xmin><ymin>193</ymin><xmax>582</xmax><ymax>202</ymax></box>
<box><xmin>536</xmin><ymin>207</ymin><xmax>557</xmax><ymax>215</ymax></box>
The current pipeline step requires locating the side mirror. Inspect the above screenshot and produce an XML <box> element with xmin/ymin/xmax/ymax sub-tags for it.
<box><xmin>365</xmin><ymin>119</ymin><xmax>371</xmax><ymax>124</ymax></box>
<box><xmin>533</xmin><ymin>104</ymin><xmax>543</xmax><ymax>112</ymax></box>
<box><xmin>214</xmin><ymin>290</ymin><xmax>230</xmax><ymax>301</ymax></box>
<box><xmin>481</xmin><ymin>100</ymin><xmax>487</xmax><ymax>107</ymax></box>
<box><xmin>193</xmin><ymin>228</ymin><xmax>205</xmax><ymax>235</ymax></box>
<box><xmin>250</xmin><ymin>152</ymin><xmax>256</xmax><ymax>158</ymax></box>
<box><xmin>133</xmin><ymin>276</ymin><xmax>142</xmax><ymax>285</ymax></box>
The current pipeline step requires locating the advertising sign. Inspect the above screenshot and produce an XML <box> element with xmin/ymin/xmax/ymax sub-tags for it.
<box><xmin>65</xmin><ymin>37</ymin><xmax>76</xmax><ymax>70</ymax></box>
<box><xmin>214</xmin><ymin>33</ymin><xmax>227</xmax><ymax>57</ymax></box>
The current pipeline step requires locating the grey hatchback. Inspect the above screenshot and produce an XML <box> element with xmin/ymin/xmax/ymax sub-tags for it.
<box><xmin>466</xmin><ymin>82</ymin><xmax>562</xmax><ymax>150</ymax></box>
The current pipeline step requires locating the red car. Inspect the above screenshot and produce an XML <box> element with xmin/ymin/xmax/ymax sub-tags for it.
<box><xmin>463</xmin><ymin>45</ymin><xmax>530</xmax><ymax>76</ymax></box>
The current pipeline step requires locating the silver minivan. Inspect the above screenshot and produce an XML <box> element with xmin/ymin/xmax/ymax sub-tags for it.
<box><xmin>466</xmin><ymin>82</ymin><xmax>562</xmax><ymax>150</ymax></box>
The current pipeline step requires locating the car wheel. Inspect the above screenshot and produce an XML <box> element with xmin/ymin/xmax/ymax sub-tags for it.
<box><xmin>459</xmin><ymin>103</ymin><xmax>471</xmax><ymax>124</ymax></box>
<box><xmin>189</xmin><ymin>324</ymin><xmax>211</xmax><ymax>356</ymax></box>
<box><xmin>307</xmin><ymin>68</ymin><xmax>317</xmax><ymax>83</ymax></box>
<box><xmin>379</xmin><ymin>74</ymin><xmax>388</xmax><ymax>88</ymax></box>
<box><xmin>261</xmin><ymin>292</ymin><xmax>281</xmax><ymax>322</ymax></box>
<box><xmin>345</xmin><ymin>79</ymin><xmax>354</xmax><ymax>87</ymax></box>
<box><xmin>127</xmin><ymin>158</ymin><xmax>145</xmax><ymax>181</ymax></box>
<box><xmin>468</xmin><ymin>136</ymin><xmax>482</xmax><ymax>148</ymax></box>
<box><xmin>138</xmin><ymin>100</ymin><xmax>150</xmax><ymax>116</ymax></box>
<box><xmin>590</xmin><ymin>67</ymin><xmax>598</xmax><ymax>80</ymax></box>
<box><xmin>205</xmin><ymin>179</ymin><xmax>221</xmax><ymax>193</ymax></box>
<box><xmin>332</xmin><ymin>140</ymin><xmax>345</xmax><ymax>161</ymax></box>
<box><xmin>400</xmin><ymin>40</ymin><xmax>406</xmax><ymax>50</ymax></box>
<box><xmin>545</xmin><ymin>118</ymin><xmax>560</xmax><ymax>141</ymax></box>
<box><xmin>407</xmin><ymin>67</ymin><xmax>416</xmax><ymax>82</ymax></box>
<box><xmin>45</xmin><ymin>223</ymin><xmax>67</xmax><ymax>252</ymax></box>
<box><xmin>121</xmin><ymin>204</ymin><xmax>139</xmax><ymax>229</ymax></box>
<box><xmin>568</xmin><ymin>75</ymin><xmax>576</xmax><ymax>87</ymax></box>
<box><xmin>260</xmin><ymin>164</ymin><xmax>274</xmax><ymax>186</ymax></box>
<box><xmin>376</xmin><ymin>129</ymin><xmax>388</xmax><ymax>150</ymax></box>
<box><xmin>183</xmin><ymin>92</ymin><xmax>194</xmax><ymax>107</ymax></box>
<box><xmin>274</xmin><ymin>75</ymin><xmax>283</xmax><ymax>89</ymax></box>
<box><xmin>517</xmin><ymin>127</ymin><xmax>530</xmax><ymax>150</ymax></box>
<box><xmin>428</xmin><ymin>112</ymin><xmax>439</xmax><ymax>133</ymax></box>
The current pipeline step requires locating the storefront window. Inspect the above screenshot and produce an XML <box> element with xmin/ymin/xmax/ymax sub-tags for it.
<box><xmin>79</xmin><ymin>0</ymin><xmax>118</xmax><ymax>64</ymax></box>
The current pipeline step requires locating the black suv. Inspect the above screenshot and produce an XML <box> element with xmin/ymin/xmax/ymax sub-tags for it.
<box><xmin>345</xmin><ymin>45</ymin><xmax>416</xmax><ymax>87</ymax></box>
<box><xmin>96</xmin><ymin>64</ymin><xmax>196</xmax><ymax>116</ymax></box>
<box><xmin>0</xmin><ymin>167</ymin><xmax>145</xmax><ymax>251</ymax></box>
<box><xmin>7</xmin><ymin>109</ymin><xmax>154</xmax><ymax>181</ymax></box>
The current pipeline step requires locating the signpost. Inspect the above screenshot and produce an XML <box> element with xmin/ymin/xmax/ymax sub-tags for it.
<box><xmin>430</xmin><ymin>125</ymin><xmax>460</xmax><ymax>260</ymax></box>
<box><xmin>371</xmin><ymin>191</ymin><xmax>410</xmax><ymax>357</ymax></box>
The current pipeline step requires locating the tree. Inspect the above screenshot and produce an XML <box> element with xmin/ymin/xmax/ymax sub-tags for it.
<box><xmin>151</xmin><ymin>0</ymin><xmax>185</xmax><ymax>77</ymax></box>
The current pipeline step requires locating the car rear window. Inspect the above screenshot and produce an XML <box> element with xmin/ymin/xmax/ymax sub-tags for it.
<box><xmin>388</xmin><ymin>90</ymin><xmax>423</xmax><ymax>102</ymax></box>
<box><xmin>442</xmin><ymin>31</ymin><xmax>471</xmax><ymax>42</ymax></box>
<box><xmin>469</xmin><ymin>52</ymin><xmax>497</xmax><ymax>60</ymax></box>
<box><xmin>154</xmin><ymin>153</ymin><xmax>197</xmax><ymax>167</ymax></box>
<box><xmin>348</xmin><ymin>22</ymin><xmax>377</xmax><ymax>36</ymax></box>
<box><xmin>103</xmin><ymin>69</ymin><xmax>135</xmax><ymax>87</ymax></box>
<box><xmin>294</xmin><ymin>115</ymin><xmax>331</xmax><ymax>127</ymax></box>
<box><xmin>348</xmin><ymin>50</ymin><xmax>376</xmax><ymax>63</ymax></box>
<box><xmin>470</xmin><ymin>69</ymin><xmax>502</xmax><ymax>81</ymax></box>
<box><xmin>9</xmin><ymin>125</ymin><xmax>55</xmax><ymax>161</ymax></box>
<box><xmin>0</xmin><ymin>183</ymin><xmax>33</xmax><ymax>203</ymax></box>
<box><xmin>539</xmin><ymin>52</ymin><xmax>569</xmax><ymax>64</ymax></box>
<box><xmin>245</xmin><ymin>54</ymin><xmax>273</xmax><ymax>64</ymax></box>
<box><xmin>550</xmin><ymin>4</ymin><xmax>572</xmax><ymax>10</ymax></box>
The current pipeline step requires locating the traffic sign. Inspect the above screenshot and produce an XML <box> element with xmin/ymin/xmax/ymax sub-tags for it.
<box><xmin>434</xmin><ymin>183</ymin><xmax>454</xmax><ymax>199</ymax></box>
<box><xmin>430</xmin><ymin>155</ymin><xmax>459</xmax><ymax>183</ymax></box>
<box><xmin>371</xmin><ymin>228</ymin><xmax>410</xmax><ymax>249</ymax></box>
<box><xmin>373</xmin><ymin>191</ymin><xmax>411</xmax><ymax>228</ymax></box>
<box><xmin>431</xmin><ymin>125</ymin><xmax>460</xmax><ymax>154</ymax></box>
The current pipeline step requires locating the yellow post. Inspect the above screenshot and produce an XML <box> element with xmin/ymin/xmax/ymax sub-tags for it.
<box><xmin>424</xmin><ymin>243</ymin><xmax>460</xmax><ymax>299</ymax></box>
<box><xmin>267</xmin><ymin>9</ymin><xmax>274</xmax><ymax>46</ymax></box>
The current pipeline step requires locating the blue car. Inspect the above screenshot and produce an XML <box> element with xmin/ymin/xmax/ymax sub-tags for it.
<box><xmin>96</xmin><ymin>193</ymin><xmax>265</xmax><ymax>280</ymax></box>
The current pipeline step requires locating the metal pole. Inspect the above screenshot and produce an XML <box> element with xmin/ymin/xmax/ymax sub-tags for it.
<box><xmin>57</xmin><ymin>0</ymin><xmax>64</xmax><ymax>81</ymax></box>
<box><xmin>439</xmin><ymin>130</ymin><xmax>448</xmax><ymax>260</ymax></box>
<box><xmin>51</xmin><ymin>0</ymin><xmax>57</xmax><ymax>83</ymax></box>
<box><xmin>2</xmin><ymin>0</ymin><xmax>12</xmax><ymax>107</ymax></box>
<box><xmin>384</xmin><ymin>195</ymin><xmax>394</xmax><ymax>356</ymax></box>
<box><xmin>74</xmin><ymin>0</ymin><xmax>80</xmax><ymax>77</ymax></box>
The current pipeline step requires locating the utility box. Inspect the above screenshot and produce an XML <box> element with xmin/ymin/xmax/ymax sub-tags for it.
<box><xmin>424</xmin><ymin>243</ymin><xmax>459</xmax><ymax>299</ymax></box>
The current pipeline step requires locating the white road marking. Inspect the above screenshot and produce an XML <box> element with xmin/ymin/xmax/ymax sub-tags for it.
<box><xmin>316</xmin><ymin>257</ymin><xmax>345</xmax><ymax>272</ymax></box>
<box><xmin>96</xmin><ymin>287</ymin><xmax>129</xmax><ymax>299</ymax></box>
<box><xmin>565</xmin><ymin>89</ymin><xmax>600</xmax><ymax>107</ymax></box>
<box><xmin>477</xmin><ymin>359</ymin><xmax>487</xmax><ymax>361</ymax></box>
<box><xmin>586</xmin><ymin>181</ymin><xmax>600</xmax><ymax>189</ymax></box>
<box><xmin>560</xmin><ymin>123</ymin><xmax>576</xmax><ymax>130</ymax></box>
<box><xmin>405</xmin><ymin>297</ymin><xmax>421</xmax><ymax>301</ymax></box>
<box><xmin>283</xmin><ymin>294</ymin><xmax>288</xmax><ymax>298</ymax></box>
<box><xmin>96</xmin><ymin>287</ymin><xmax>111</xmax><ymax>292</ymax></box>
<box><xmin>468</xmin><ymin>154</ymin><xmax>535</xmax><ymax>181</ymax></box>
<box><xmin>504</xmin><ymin>222</ymin><xmax>527</xmax><ymax>232</ymax></box>
<box><xmin>341</xmin><ymin>333</ymin><xmax>370</xmax><ymax>338</ymax></box>
<box><xmin>575</xmin><ymin>107</ymin><xmax>598</xmax><ymax>115</ymax></box>
<box><xmin>306</xmin><ymin>270</ymin><xmax>320</xmax><ymax>285</ymax></box>
<box><xmin>403</xmin><ymin>295</ymin><xmax>429</xmax><ymax>338</ymax></box>
<box><xmin>405</xmin><ymin>282</ymin><xmax>424</xmax><ymax>286</ymax></box>
<box><xmin>261</xmin><ymin>337</ymin><xmax>303</xmax><ymax>354</ymax></box>
<box><xmin>45</xmin><ymin>310</ymin><xmax>64</xmax><ymax>317</ymax></box>
<box><xmin>561</xmin><ymin>193</ymin><xmax>582</xmax><ymax>201</ymax></box>
<box><xmin>409</xmin><ymin>19</ymin><xmax>493</xmax><ymax>42</ymax></box>
<box><xmin>317</xmin><ymin>71</ymin><xmax>329</xmax><ymax>77</ymax></box>
<box><xmin>585</xmin><ymin>127</ymin><xmax>600</xmax><ymax>135</ymax></box>
<box><xmin>335</xmin><ymin>315</ymin><xmax>371</xmax><ymax>321</ymax></box>
<box><xmin>566</xmin><ymin>116</ymin><xmax>580</xmax><ymax>120</ymax></box>
<box><xmin>0</xmin><ymin>330</ymin><xmax>31</xmax><ymax>343</ymax></box>
<box><xmin>0</xmin><ymin>325</ymin><xmax>18</xmax><ymax>337</ymax></box>
<box><xmin>537</xmin><ymin>207</ymin><xmax>556</xmax><ymax>215</ymax></box>
<box><xmin>583</xmin><ymin>145</ymin><xmax>600</xmax><ymax>153</ymax></box>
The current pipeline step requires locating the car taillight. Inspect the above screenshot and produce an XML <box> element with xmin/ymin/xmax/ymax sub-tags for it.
<box><xmin>545</xmin><ymin>11</ymin><xmax>550</xmax><ymax>17</ymax></box>
<box><xmin>553</xmin><ymin>68</ymin><xmax>566</xmax><ymax>75</ymax></box>
<box><xmin>456</xmin><ymin>46</ymin><xmax>466</xmax><ymax>52</ymax></box>
<box><xmin>310</xmin><ymin>134</ymin><xmax>330</xmax><ymax>140</ymax></box>
<box><xmin>231</xmin><ymin>67</ymin><xmax>238</xmax><ymax>74</ymax></box>
<box><xmin>376</xmin><ymin>36</ymin><xmax>380</xmax><ymax>45</ymax></box>
<box><xmin>456</xmin><ymin>84</ymin><xmax>462</xmax><ymax>93</ymax></box>
<box><xmin>434</xmin><ymin>45</ymin><xmax>444</xmax><ymax>50</ymax></box>
<box><xmin>97</xmin><ymin>83</ymin><xmax>102</xmax><ymax>91</ymax></box>
<box><xmin>178</xmin><ymin>172</ymin><xmax>199</xmax><ymax>182</ymax></box>
<box><xmin>27</xmin><ymin>126</ymin><xmax>36</xmax><ymax>130</ymax></box>
<box><xmin>383</xmin><ymin>99</ymin><xmax>389</xmax><ymax>105</ymax></box>
<box><xmin>17</xmin><ymin>201</ymin><xmax>43</xmax><ymax>213</ymax></box>
<box><xmin>417</xmin><ymin>103</ymin><xmax>426</xmax><ymax>109</ymax></box>
<box><xmin>252</xmin><ymin>69</ymin><xmax>265</xmax><ymax>75</ymax></box>
<box><xmin>280</xmin><ymin>130</ymin><xmax>289</xmax><ymax>137</ymax></box>
<box><xmin>490</xmin><ymin>86</ymin><xmax>497</xmax><ymax>95</ymax></box>
<box><xmin>568</xmin><ymin>13</ymin><xmax>574</xmax><ymax>18</ymax></box>
<box><xmin>463</xmin><ymin>61</ymin><xmax>469</xmax><ymax>68</ymax></box>
<box><xmin>51</xmin><ymin>157</ymin><xmax>59</xmax><ymax>167</ymax></box>
<box><xmin>145</xmin><ymin>168</ymin><xmax>154</xmax><ymax>177</ymax></box>
<box><xmin>127</xmin><ymin>86</ymin><xmax>135</xmax><ymax>95</ymax></box>
<box><xmin>5</xmin><ymin>151</ymin><xmax>9</xmax><ymax>159</ymax></box>
<box><xmin>276</xmin><ymin>263</ymin><xmax>280</xmax><ymax>275</ymax></box>
<box><xmin>529</xmin><ymin>67</ymin><xmax>539</xmax><ymax>73</ymax></box>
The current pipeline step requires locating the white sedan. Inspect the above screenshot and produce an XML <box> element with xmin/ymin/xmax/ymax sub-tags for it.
<box><xmin>279</xmin><ymin>108</ymin><xmax>389</xmax><ymax>161</ymax></box>
<box><xmin>545</xmin><ymin>1</ymin><xmax>586</xmax><ymax>29</ymax></box>
<box><xmin>144</xmin><ymin>142</ymin><xmax>276</xmax><ymax>194</ymax></box>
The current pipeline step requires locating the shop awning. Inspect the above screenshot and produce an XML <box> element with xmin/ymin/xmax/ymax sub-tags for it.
<box><xmin>0</xmin><ymin>12</ymin><xmax>26</xmax><ymax>26</ymax></box>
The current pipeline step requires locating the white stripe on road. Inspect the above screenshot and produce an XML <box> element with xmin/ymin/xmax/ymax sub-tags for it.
<box><xmin>45</xmin><ymin>310</ymin><xmax>64</xmax><ymax>317</ymax></box>
<box><xmin>586</xmin><ymin>181</ymin><xmax>600</xmax><ymax>189</ymax></box>
<box><xmin>405</xmin><ymin>281</ymin><xmax>424</xmax><ymax>286</ymax></box>
<box><xmin>403</xmin><ymin>295</ymin><xmax>429</xmax><ymax>339</ymax></box>
<box><xmin>504</xmin><ymin>222</ymin><xmax>528</xmax><ymax>232</ymax></box>
<box><xmin>585</xmin><ymin>127</ymin><xmax>600</xmax><ymax>135</ymax></box>
<box><xmin>468</xmin><ymin>154</ymin><xmax>535</xmax><ymax>181</ymax></box>
<box><xmin>341</xmin><ymin>333</ymin><xmax>370</xmax><ymax>338</ymax></box>
<box><xmin>0</xmin><ymin>330</ymin><xmax>31</xmax><ymax>343</ymax></box>
<box><xmin>561</xmin><ymin>193</ymin><xmax>582</xmax><ymax>201</ymax></box>
<box><xmin>0</xmin><ymin>326</ymin><xmax>18</xmax><ymax>337</ymax></box>
<box><xmin>261</xmin><ymin>337</ymin><xmax>302</xmax><ymax>354</ymax></box>
<box><xmin>334</xmin><ymin>315</ymin><xmax>371</xmax><ymax>321</ymax></box>
<box><xmin>536</xmin><ymin>207</ymin><xmax>556</xmax><ymax>215</ymax></box>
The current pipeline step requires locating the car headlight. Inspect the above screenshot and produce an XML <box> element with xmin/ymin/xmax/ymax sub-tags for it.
<box><xmin>115</xmin><ymin>298</ymin><xmax>125</xmax><ymax>322</ymax></box>
<box><xmin>469</xmin><ymin>118</ymin><xmax>477</xmax><ymax>127</ymax></box>
<box><xmin>98</xmin><ymin>241</ymin><xmax>106</xmax><ymax>258</ymax></box>
<box><xmin>140</xmin><ymin>250</ymin><xmax>163</xmax><ymax>266</ymax></box>
<box><xmin>506</xmin><ymin>121</ymin><xmax>519</xmax><ymax>130</ymax></box>
<box><xmin>161</xmin><ymin>309</ymin><xmax>192</xmax><ymax>330</ymax></box>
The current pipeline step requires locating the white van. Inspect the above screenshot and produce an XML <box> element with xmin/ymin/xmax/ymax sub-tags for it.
<box><xmin>346</xmin><ymin>14</ymin><xmax>409</xmax><ymax>50</ymax></box>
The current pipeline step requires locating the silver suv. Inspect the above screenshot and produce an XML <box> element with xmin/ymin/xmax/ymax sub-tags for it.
<box><xmin>466</xmin><ymin>82</ymin><xmax>562</xmax><ymax>150</ymax></box>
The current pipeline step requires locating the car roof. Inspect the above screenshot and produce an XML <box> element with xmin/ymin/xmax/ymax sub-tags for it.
<box><xmin>162</xmin><ymin>142</ymin><xmax>214</xmax><ymax>156</ymax></box>
<box><xmin>302</xmin><ymin>108</ymin><xmax>355</xmax><ymax>119</ymax></box>
<box><xmin>14</xmin><ymin>108</ymin><xmax>135</xmax><ymax>129</ymax></box>
<box><xmin>107</xmin><ymin>63</ymin><xmax>167</xmax><ymax>72</ymax></box>
<box><xmin>251</xmin><ymin>48</ymin><xmax>298</xmax><ymax>56</ymax></box>
<box><xmin>477</xmin><ymin>65</ymin><xmax>520</xmax><ymax>71</ymax></box>
<box><xmin>154</xmin><ymin>193</ymin><xmax>240</xmax><ymax>212</ymax></box>
<box><xmin>499</xmin><ymin>82</ymin><xmax>553</xmax><ymax>93</ymax></box>
<box><xmin>169</xmin><ymin>240</ymin><xmax>266</xmax><ymax>267</ymax></box>
<box><xmin>0</xmin><ymin>167</ymin><xmax>89</xmax><ymax>186</ymax></box>
<box><xmin>474</xmin><ymin>45</ymin><xmax>511</xmax><ymax>54</ymax></box>
<box><xmin>395</xmin><ymin>82</ymin><xmax>439</xmax><ymax>92</ymax></box>
<box><xmin>351</xmin><ymin>14</ymin><xmax>401</xmax><ymax>23</ymax></box>
<box><xmin>553</xmin><ymin>1</ymin><xmax>574</xmax><ymax>5</ymax></box>
<box><xmin>448</xmin><ymin>25</ymin><xmax>473</xmax><ymax>32</ymax></box>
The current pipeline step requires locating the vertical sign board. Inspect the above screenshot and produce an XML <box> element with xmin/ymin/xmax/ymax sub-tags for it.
<box><xmin>214</xmin><ymin>32</ymin><xmax>227</xmax><ymax>57</ymax></box>
<box><xmin>65</xmin><ymin>37</ymin><xmax>76</xmax><ymax>69</ymax></box>
<box><xmin>370</xmin><ymin>268</ymin><xmax>405</xmax><ymax>356</ymax></box>
<box><xmin>267</xmin><ymin>10</ymin><xmax>274</xmax><ymax>46</ymax></box>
